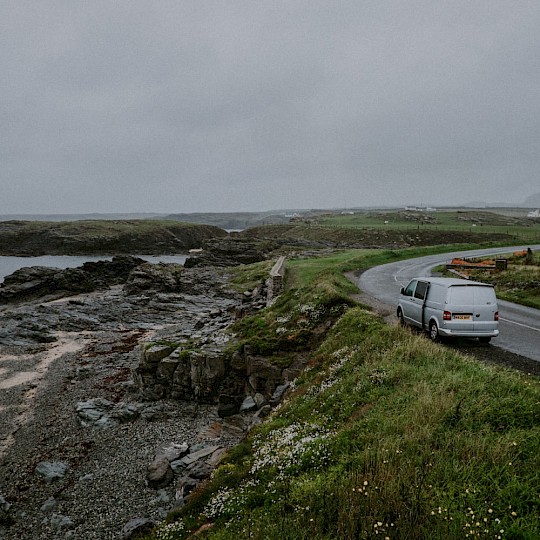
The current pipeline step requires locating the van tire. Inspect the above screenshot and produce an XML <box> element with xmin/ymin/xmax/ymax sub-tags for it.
<box><xmin>479</xmin><ymin>337</ymin><xmax>491</xmax><ymax>344</ymax></box>
<box><xmin>397</xmin><ymin>308</ymin><xmax>406</xmax><ymax>327</ymax></box>
<box><xmin>429</xmin><ymin>321</ymin><xmax>439</xmax><ymax>342</ymax></box>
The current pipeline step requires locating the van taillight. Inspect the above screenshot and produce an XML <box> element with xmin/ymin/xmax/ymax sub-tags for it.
<box><xmin>443</xmin><ymin>311</ymin><xmax>452</xmax><ymax>321</ymax></box>
<box><xmin>494</xmin><ymin>311</ymin><xmax>499</xmax><ymax>321</ymax></box>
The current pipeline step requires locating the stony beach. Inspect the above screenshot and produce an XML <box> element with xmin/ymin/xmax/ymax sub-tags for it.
<box><xmin>0</xmin><ymin>261</ymin><xmax>250</xmax><ymax>539</ymax></box>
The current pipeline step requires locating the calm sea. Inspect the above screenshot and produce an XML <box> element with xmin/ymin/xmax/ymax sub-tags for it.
<box><xmin>0</xmin><ymin>255</ymin><xmax>188</xmax><ymax>284</ymax></box>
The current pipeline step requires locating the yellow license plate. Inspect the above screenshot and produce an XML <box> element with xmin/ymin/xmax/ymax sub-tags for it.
<box><xmin>453</xmin><ymin>314</ymin><xmax>472</xmax><ymax>320</ymax></box>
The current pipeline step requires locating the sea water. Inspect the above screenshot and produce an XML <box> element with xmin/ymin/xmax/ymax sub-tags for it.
<box><xmin>0</xmin><ymin>254</ymin><xmax>188</xmax><ymax>284</ymax></box>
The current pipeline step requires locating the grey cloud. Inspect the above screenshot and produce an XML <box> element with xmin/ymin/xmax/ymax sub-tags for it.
<box><xmin>1</xmin><ymin>1</ymin><xmax>540</xmax><ymax>213</ymax></box>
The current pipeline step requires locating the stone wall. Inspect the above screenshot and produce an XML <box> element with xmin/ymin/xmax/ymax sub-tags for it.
<box><xmin>266</xmin><ymin>256</ymin><xmax>286</xmax><ymax>305</ymax></box>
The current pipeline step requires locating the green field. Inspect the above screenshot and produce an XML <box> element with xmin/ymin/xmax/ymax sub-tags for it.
<box><xmin>318</xmin><ymin>210</ymin><xmax>540</xmax><ymax>244</ymax></box>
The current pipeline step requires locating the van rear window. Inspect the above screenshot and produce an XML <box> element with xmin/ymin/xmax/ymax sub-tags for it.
<box><xmin>448</xmin><ymin>285</ymin><xmax>495</xmax><ymax>305</ymax></box>
<box><xmin>473</xmin><ymin>286</ymin><xmax>496</xmax><ymax>304</ymax></box>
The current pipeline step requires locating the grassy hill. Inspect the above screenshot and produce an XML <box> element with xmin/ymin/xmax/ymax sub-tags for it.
<box><xmin>0</xmin><ymin>220</ymin><xmax>227</xmax><ymax>256</ymax></box>
<box><xmin>147</xmin><ymin>247</ymin><xmax>540</xmax><ymax>539</ymax></box>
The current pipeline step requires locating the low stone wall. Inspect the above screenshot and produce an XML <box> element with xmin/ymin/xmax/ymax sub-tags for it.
<box><xmin>266</xmin><ymin>256</ymin><xmax>286</xmax><ymax>305</ymax></box>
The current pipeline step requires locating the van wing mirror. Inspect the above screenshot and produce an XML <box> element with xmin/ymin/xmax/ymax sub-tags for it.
<box><xmin>400</xmin><ymin>287</ymin><xmax>405</xmax><ymax>295</ymax></box>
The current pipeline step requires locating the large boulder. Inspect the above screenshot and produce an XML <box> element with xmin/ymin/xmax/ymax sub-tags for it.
<box><xmin>121</xmin><ymin>517</ymin><xmax>155</xmax><ymax>540</ymax></box>
<box><xmin>246</xmin><ymin>355</ymin><xmax>283</xmax><ymax>396</ymax></box>
<box><xmin>35</xmin><ymin>462</ymin><xmax>69</xmax><ymax>483</ymax></box>
<box><xmin>146</xmin><ymin>457</ymin><xmax>174</xmax><ymax>489</ymax></box>
<box><xmin>190</xmin><ymin>351</ymin><xmax>225</xmax><ymax>400</ymax></box>
<box><xmin>123</xmin><ymin>263</ymin><xmax>182</xmax><ymax>295</ymax></box>
<box><xmin>50</xmin><ymin>514</ymin><xmax>75</xmax><ymax>532</ymax></box>
<box><xmin>0</xmin><ymin>495</ymin><xmax>12</xmax><ymax>525</ymax></box>
<box><xmin>76</xmin><ymin>398</ymin><xmax>143</xmax><ymax>428</ymax></box>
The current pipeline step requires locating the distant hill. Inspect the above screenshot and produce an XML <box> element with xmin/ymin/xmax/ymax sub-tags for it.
<box><xmin>0</xmin><ymin>213</ymin><xmax>166</xmax><ymax>222</ymax></box>
<box><xmin>163</xmin><ymin>211</ymin><xmax>303</xmax><ymax>230</ymax></box>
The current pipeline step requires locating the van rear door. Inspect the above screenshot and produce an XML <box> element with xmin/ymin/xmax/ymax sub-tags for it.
<box><xmin>447</xmin><ymin>285</ymin><xmax>497</xmax><ymax>332</ymax></box>
<box><xmin>471</xmin><ymin>285</ymin><xmax>498</xmax><ymax>332</ymax></box>
<box><xmin>447</xmin><ymin>285</ymin><xmax>476</xmax><ymax>331</ymax></box>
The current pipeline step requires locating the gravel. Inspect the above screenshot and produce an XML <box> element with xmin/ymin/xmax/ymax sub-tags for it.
<box><xmin>0</xmin><ymin>282</ymin><xmax>243</xmax><ymax>539</ymax></box>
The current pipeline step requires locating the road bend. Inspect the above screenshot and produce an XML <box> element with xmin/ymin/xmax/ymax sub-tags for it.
<box><xmin>356</xmin><ymin>244</ymin><xmax>540</xmax><ymax>362</ymax></box>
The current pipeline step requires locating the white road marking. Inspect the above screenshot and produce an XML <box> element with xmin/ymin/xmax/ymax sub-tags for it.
<box><xmin>499</xmin><ymin>317</ymin><xmax>540</xmax><ymax>333</ymax></box>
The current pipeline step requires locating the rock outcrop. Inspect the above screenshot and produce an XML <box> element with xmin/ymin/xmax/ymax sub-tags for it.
<box><xmin>184</xmin><ymin>236</ymin><xmax>279</xmax><ymax>267</ymax></box>
<box><xmin>135</xmin><ymin>341</ymin><xmax>305</xmax><ymax>418</ymax></box>
<box><xmin>0</xmin><ymin>256</ymin><xmax>145</xmax><ymax>304</ymax></box>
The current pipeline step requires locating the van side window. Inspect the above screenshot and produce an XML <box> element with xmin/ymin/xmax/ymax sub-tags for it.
<box><xmin>414</xmin><ymin>281</ymin><xmax>428</xmax><ymax>300</ymax></box>
<box><xmin>403</xmin><ymin>280</ymin><xmax>417</xmax><ymax>297</ymax></box>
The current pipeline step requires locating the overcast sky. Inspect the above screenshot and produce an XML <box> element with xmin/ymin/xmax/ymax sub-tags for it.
<box><xmin>1</xmin><ymin>1</ymin><xmax>539</xmax><ymax>214</ymax></box>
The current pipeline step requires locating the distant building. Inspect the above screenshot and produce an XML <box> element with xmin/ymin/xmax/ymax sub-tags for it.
<box><xmin>404</xmin><ymin>206</ymin><xmax>437</xmax><ymax>212</ymax></box>
<box><xmin>527</xmin><ymin>209</ymin><xmax>540</xmax><ymax>218</ymax></box>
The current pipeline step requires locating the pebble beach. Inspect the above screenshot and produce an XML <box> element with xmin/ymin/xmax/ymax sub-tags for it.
<box><xmin>0</xmin><ymin>265</ymin><xmax>244</xmax><ymax>539</ymax></box>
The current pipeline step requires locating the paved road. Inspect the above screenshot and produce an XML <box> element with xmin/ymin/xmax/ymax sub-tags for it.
<box><xmin>356</xmin><ymin>245</ymin><xmax>540</xmax><ymax>362</ymax></box>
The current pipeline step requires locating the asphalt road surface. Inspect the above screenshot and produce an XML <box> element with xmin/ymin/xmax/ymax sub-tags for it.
<box><xmin>356</xmin><ymin>244</ymin><xmax>540</xmax><ymax>362</ymax></box>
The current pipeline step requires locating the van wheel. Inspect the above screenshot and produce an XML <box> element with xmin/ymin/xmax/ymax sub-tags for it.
<box><xmin>429</xmin><ymin>322</ymin><xmax>439</xmax><ymax>342</ymax></box>
<box><xmin>397</xmin><ymin>308</ymin><xmax>406</xmax><ymax>327</ymax></box>
<box><xmin>479</xmin><ymin>337</ymin><xmax>491</xmax><ymax>344</ymax></box>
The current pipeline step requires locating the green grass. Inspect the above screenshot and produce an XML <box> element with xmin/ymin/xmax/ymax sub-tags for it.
<box><xmin>228</xmin><ymin>260</ymin><xmax>275</xmax><ymax>292</ymax></box>
<box><xmin>147</xmin><ymin>246</ymin><xmax>540</xmax><ymax>540</ymax></box>
<box><xmin>318</xmin><ymin>210</ymin><xmax>540</xmax><ymax>244</ymax></box>
<box><xmin>445</xmin><ymin>251</ymin><xmax>540</xmax><ymax>310</ymax></box>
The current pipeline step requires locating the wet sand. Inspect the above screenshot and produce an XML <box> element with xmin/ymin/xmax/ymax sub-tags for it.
<box><xmin>0</xmin><ymin>333</ymin><xmax>92</xmax><ymax>459</ymax></box>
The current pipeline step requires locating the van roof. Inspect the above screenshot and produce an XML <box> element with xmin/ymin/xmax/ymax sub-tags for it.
<box><xmin>415</xmin><ymin>277</ymin><xmax>494</xmax><ymax>288</ymax></box>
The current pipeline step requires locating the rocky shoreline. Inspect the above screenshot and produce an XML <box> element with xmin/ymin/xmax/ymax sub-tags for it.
<box><xmin>0</xmin><ymin>256</ymin><xmax>288</xmax><ymax>539</ymax></box>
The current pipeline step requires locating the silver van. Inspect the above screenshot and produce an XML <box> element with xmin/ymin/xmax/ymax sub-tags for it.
<box><xmin>397</xmin><ymin>277</ymin><xmax>499</xmax><ymax>343</ymax></box>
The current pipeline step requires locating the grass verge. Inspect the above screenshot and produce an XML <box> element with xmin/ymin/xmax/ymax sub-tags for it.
<box><xmin>443</xmin><ymin>251</ymin><xmax>540</xmax><ymax>310</ymax></box>
<box><xmin>148</xmin><ymin>246</ymin><xmax>540</xmax><ymax>540</ymax></box>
